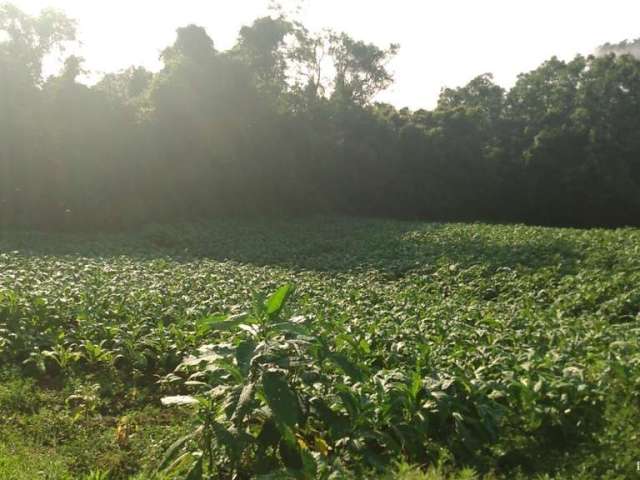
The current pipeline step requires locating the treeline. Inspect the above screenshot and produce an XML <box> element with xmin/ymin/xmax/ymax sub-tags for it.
<box><xmin>1</xmin><ymin>4</ymin><xmax>640</xmax><ymax>230</ymax></box>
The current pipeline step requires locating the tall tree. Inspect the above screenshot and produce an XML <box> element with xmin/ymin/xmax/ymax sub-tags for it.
<box><xmin>0</xmin><ymin>4</ymin><xmax>76</xmax><ymax>227</ymax></box>
<box><xmin>329</xmin><ymin>33</ymin><xmax>399</xmax><ymax>105</ymax></box>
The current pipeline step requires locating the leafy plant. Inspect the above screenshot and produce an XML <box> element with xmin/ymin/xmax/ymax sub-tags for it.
<box><xmin>161</xmin><ymin>284</ymin><xmax>326</xmax><ymax>478</ymax></box>
<box><xmin>1</xmin><ymin>219</ymin><xmax>638</xmax><ymax>478</ymax></box>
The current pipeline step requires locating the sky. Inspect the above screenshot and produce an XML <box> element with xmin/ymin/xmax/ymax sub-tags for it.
<box><xmin>9</xmin><ymin>0</ymin><xmax>640</xmax><ymax>109</ymax></box>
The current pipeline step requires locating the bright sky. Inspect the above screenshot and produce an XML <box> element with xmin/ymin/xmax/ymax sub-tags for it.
<box><xmin>11</xmin><ymin>0</ymin><xmax>640</xmax><ymax>108</ymax></box>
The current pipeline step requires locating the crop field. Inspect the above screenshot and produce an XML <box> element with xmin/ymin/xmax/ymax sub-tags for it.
<box><xmin>0</xmin><ymin>218</ymin><xmax>639</xmax><ymax>479</ymax></box>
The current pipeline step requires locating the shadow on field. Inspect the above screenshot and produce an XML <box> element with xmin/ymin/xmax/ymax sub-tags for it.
<box><xmin>0</xmin><ymin>217</ymin><xmax>584</xmax><ymax>274</ymax></box>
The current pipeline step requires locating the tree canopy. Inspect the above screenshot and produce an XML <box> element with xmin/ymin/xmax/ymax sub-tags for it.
<box><xmin>1</xmin><ymin>3</ymin><xmax>639</xmax><ymax>230</ymax></box>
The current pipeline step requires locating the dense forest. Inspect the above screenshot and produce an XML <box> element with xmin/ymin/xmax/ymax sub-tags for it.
<box><xmin>2</xmin><ymin>4</ymin><xmax>640</xmax><ymax>230</ymax></box>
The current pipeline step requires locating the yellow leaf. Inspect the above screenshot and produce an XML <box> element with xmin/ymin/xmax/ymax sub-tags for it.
<box><xmin>296</xmin><ymin>435</ymin><xmax>309</xmax><ymax>450</ymax></box>
<box><xmin>315</xmin><ymin>437</ymin><xmax>331</xmax><ymax>456</ymax></box>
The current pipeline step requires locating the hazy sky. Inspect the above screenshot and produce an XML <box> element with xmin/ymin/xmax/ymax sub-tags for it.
<box><xmin>10</xmin><ymin>0</ymin><xmax>640</xmax><ymax>108</ymax></box>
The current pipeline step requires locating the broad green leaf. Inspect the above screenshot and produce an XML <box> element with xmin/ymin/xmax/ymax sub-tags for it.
<box><xmin>329</xmin><ymin>353</ymin><xmax>364</xmax><ymax>381</ymax></box>
<box><xmin>236</xmin><ymin>340</ymin><xmax>256</xmax><ymax>376</ymax></box>
<box><xmin>271</xmin><ymin>322</ymin><xmax>309</xmax><ymax>336</ymax></box>
<box><xmin>358</xmin><ymin>339</ymin><xmax>371</xmax><ymax>354</ymax></box>
<box><xmin>158</xmin><ymin>427</ymin><xmax>202</xmax><ymax>471</ymax></box>
<box><xmin>164</xmin><ymin>452</ymin><xmax>194</xmax><ymax>476</ymax></box>
<box><xmin>265</xmin><ymin>284</ymin><xmax>292</xmax><ymax>316</ymax></box>
<box><xmin>184</xmin><ymin>457</ymin><xmax>204</xmax><ymax>480</ymax></box>
<box><xmin>337</xmin><ymin>391</ymin><xmax>359</xmax><ymax>418</ymax></box>
<box><xmin>262</xmin><ymin>371</ymin><xmax>300</xmax><ymax>427</ymax></box>
<box><xmin>185</xmin><ymin>456</ymin><xmax>203</xmax><ymax>480</ymax></box>
<box><xmin>279</xmin><ymin>426</ymin><xmax>303</xmax><ymax>470</ymax></box>
<box><xmin>197</xmin><ymin>313</ymin><xmax>250</xmax><ymax>333</ymax></box>
<box><xmin>211</xmin><ymin>421</ymin><xmax>240</xmax><ymax>455</ymax></box>
<box><xmin>257</xmin><ymin>418</ymin><xmax>281</xmax><ymax>449</ymax></box>
<box><xmin>301</xmin><ymin>443</ymin><xmax>318</xmax><ymax>476</ymax></box>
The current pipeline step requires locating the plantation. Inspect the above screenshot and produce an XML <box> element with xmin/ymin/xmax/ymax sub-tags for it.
<box><xmin>0</xmin><ymin>218</ymin><xmax>639</xmax><ymax>479</ymax></box>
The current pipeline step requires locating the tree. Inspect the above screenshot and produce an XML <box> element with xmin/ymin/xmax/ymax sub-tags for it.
<box><xmin>0</xmin><ymin>3</ymin><xmax>76</xmax><ymax>227</ymax></box>
<box><xmin>161</xmin><ymin>24</ymin><xmax>215</xmax><ymax>64</ymax></box>
<box><xmin>596</xmin><ymin>37</ymin><xmax>640</xmax><ymax>59</ymax></box>
<box><xmin>2</xmin><ymin>3</ymin><xmax>640</xmax><ymax>229</ymax></box>
<box><xmin>95</xmin><ymin>66</ymin><xmax>153</xmax><ymax>103</ymax></box>
<box><xmin>0</xmin><ymin>3</ymin><xmax>75</xmax><ymax>82</ymax></box>
<box><xmin>233</xmin><ymin>16</ymin><xmax>293</xmax><ymax>99</ymax></box>
<box><xmin>329</xmin><ymin>33</ymin><xmax>399</xmax><ymax>105</ymax></box>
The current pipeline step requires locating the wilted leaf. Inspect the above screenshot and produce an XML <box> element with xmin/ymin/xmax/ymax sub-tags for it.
<box><xmin>161</xmin><ymin>395</ymin><xmax>199</xmax><ymax>406</ymax></box>
<box><xmin>231</xmin><ymin>381</ymin><xmax>255</xmax><ymax>426</ymax></box>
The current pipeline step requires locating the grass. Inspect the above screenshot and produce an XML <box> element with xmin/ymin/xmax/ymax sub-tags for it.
<box><xmin>0</xmin><ymin>432</ymin><xmax>72</xmax><ymax>480</ymax></box>
<box><xmin>0</xmin><ymin>217</ymin><xmax>638</xmax><ymax>478</ymax></box>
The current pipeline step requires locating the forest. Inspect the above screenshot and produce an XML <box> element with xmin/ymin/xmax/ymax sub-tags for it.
<box><xmin>2</xmin><ymin>3</ymin><xmax>640</xmax><ymax>480</ymax></box>
<box><xmin>2</xmin><ymin>4</ymin><xmax>640</xmax><ymax>230</ymax></box>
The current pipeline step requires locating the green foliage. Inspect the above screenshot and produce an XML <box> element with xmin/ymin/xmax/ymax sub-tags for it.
<box><xmin>159</xmin><ymin>283</ymin><xmax>319</xmax><ymax>477</ymax></box>
<box><xmin>3</xmin><ymin>4</ymin><xmax>640</xmax><ymax>229</ymax></box>
<box><xmin>596</xmin><ymin>37</ymin><xmax>640</xmax><ymax>58</ymax></box>
<box><xmin>1</xmin><ymin>219</ymin><xmax>637</xmax><ymax>478</ymax></box>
